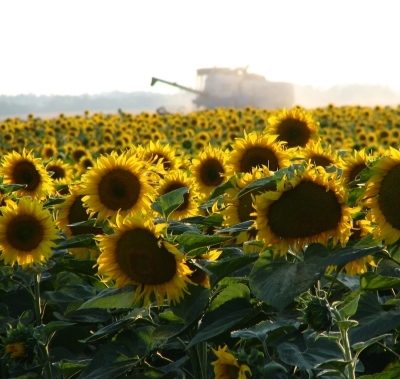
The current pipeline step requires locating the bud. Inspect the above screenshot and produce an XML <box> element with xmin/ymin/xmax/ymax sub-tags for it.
<box><xmin>304</xmin><ymin>298</ymin><xmax>333</xmax><ymax>333</ymax></box>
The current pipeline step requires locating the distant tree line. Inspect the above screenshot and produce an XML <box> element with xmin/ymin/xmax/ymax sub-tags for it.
<box><xmin>1</xmin><ymin>84</ymin><xmax>400</xmax><ymax>119</ymax></box>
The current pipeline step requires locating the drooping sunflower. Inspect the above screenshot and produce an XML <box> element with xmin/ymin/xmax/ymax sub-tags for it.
<box><xmin>0</xmin><ymin>149</ymin><xmax>54</xmax><ymax>199</ymax></box>
<box><xmin>79</xmin><ymin>152</ymin><xmax>156</xmax><ymax>222</ymax></box>
<box><xmin>266</xmin><ymin>108</ymin><xmax>320</xmax><ymax>148</ymax></box>
<box><xmin>156</xmin><ymin>170</ymin><xmax>199</xmax><ymax>220</ymax></box>
<box><xmin>56</xmin><ymin>187</ymin><xmax>103</xmax><ymax>259</ymax></box>
<box><xmin>190</xmin><ymin>145</ymin><xmax>231</xmax><ymax>199</ymax></box>
<box><xmin>362</xmin><ymin>147</ymin><xmax>400</xmax><ymax>244</ymax></box>
<box><xmin>142</xmin><ymin>140</ymin><xmax>184</xmax><ymax>171</ymax></box>
<box><xmin>228</xmin><ymin>131</ymin><xmax>291</xmax><ymax>174</ymax></box>
<box><xmin>254</xmin><ymin>165</ymin><xmax>353</xmax><ymax>255</ymax></box>
<box><xmin>96</xmin><ymin>214</ymin><xmax>193</xmax><ymax>307</ymax></box>
<box><xmin>0</xmin><ymin>197</ymin><xmax>59</xmax><ymax>267</ymax></box>
<box><xmin>211</xmin><ymin>345</ymin><xmax>251</xmax><ymax>379</ymax></box>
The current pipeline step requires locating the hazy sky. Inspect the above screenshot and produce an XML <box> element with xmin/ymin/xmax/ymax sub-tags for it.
<box><xmin>1</xmin><ymin>0</ymin><xmax>399</xmax><ymax>96</ymax></box>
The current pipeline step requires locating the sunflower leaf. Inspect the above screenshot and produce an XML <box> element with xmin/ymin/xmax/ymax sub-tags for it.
<box><xmin>235</xmin><ymin>176</ymin><xmax>276</xmax><ymax>199</ymax></box>
<box><xmin>152</xmin><ymin>187</ymin><xmax>189</xmax><ymax>220</ymax></box>
<box><xmin>54</xmin><ymin>234</ymin><xmax>98</xmax><ymax>250</ymax></box>
<box><xmin>322</xmin><ymin>245</ymin><xmax>383</xmax><ymax>267</ymax></box>
<box><xmin>79</xmin><ymin>286</ymin><xmax>139</xmax><ymax>309</ymax></box>
<box><xmin>207</xmin><ymin>177</ymin><xmax>235</xmax><ymax>200</ymax></box>
<box><xmin>250</xmin><ymin>251</ymin><xmax>325</xmax><ymax>311</ymax></box>
<box><xmin>0</xmin><ymin>183</ymin><xmax>27</xmax><ymax>194</ymax></box>
<box><xmin>360</xmin><ymin>272</ymin><xmax>400</xmax><ymax>291</ymax></box>
<box><xmin>174</xmin><ymin>233</ymin><xmax>234</xmax><ymax>253</ymax></box>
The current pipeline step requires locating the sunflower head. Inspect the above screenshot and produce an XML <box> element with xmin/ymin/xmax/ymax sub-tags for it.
<box><xmin>79</xmin><ymin>151</ymin><xmax>156</xmax><ymax>222</ymax></box>
<box><xmin>0</xmin><ymin>149</ymin><xmax>54</xmax><ymax>199</ymax></box>
<box><xmin>266</xmin><ymin>108</ymin><xmax>320</xmax><ymax>148</ymax></box>
<box><xmin>190</xmin><ymin>145</ymin><xmax>232</xmax><ymax>199</ymax></box>
<box><xmin>0</xmin><ymin>197</ymin><xmax>59</xmax><ymax>267</ymax></box>
<box><xmin>96</xmin><ymin>213</ymin><xmax>193</xmax><ymax>307</ymax></box>
<box><xmin>254</xmin><ymin>165</ymin><xmax>353</xmax><ymax>255</ymax></box>
<box><xmin>211</xmin><ymin>345</ymin><xmax>251</xmax><ymax>379</ymax></box>
<box><xmin>227</xmin><ymin>131</ymin><xmax>291</xmax><ymax>175</ymax></box>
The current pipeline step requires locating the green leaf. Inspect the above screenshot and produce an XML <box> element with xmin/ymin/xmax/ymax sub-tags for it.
<box><xmin>151</xmin><ymin>187</ymin><xmax>189</xmax><ymax>220</ymax></box>
<box><xmin>338</xmin><ymin>293</ymin><xmax>360</xmax><ymax>319</ymax></box>
<box><xmin>231</xmin><ymin>320</ymin><xmax>298</xmax><ymax>342</ymax></box>
<box><xmin>55</xmin><ymin>361</ymin><xmax>86</xmax><ymax>378</ymax></box>
<box><xmin>322</xmin><ymin>245</ymin><xmax>383</xmax><ymax>267</ymax></box>
<box><xmin>81</xmin><ymin>309</ymin><xmax>146</xmax><ymax>342</ymax></box>
<box><xmin>79</xmin><ymin>358</ymin><xmax>139</xmax><ymax>379</ymax></box>
<box><xmin>186</xmin><ymin>297</ymin><xmax>253</xmax><ymax>348</ymax></box>
<box><xmin>360</xmin><ymin>272</ymin><xmax>400</xmax><ymax>291</ymax></box>
<box><xmin>207</xmin><ymin>178</ymin><xmax>234</xmax><ymax>200</ymax></box>
<box><xmin>37</xmin><ymin>321</ymin><xmax>75</xmax><ymax>339</ymax></box>
<box><xmin>175</xmin><ymin>233</ymin><xmax>234</xmax><ymax>252</ymax></box>
<box><xmin>277</xmin><ymin>342</ymin><xmax>344</xmax><ymax>370</ymax></box>
<box><xmin>352</xmin><ymin>334</ymin><xmax>392</xmax><ymax>352</ymax></box>
<box><xmin>41</xmin><ymin>283</ymin><xmax>96</xmax><ymax>303</ymax></box>
<box><xmin>235</xmin><ymin>175</ymin><xmax>277</xmax><ymax>199</ymax></box>
<box><xmin>79</xmin><ymin>286</ymin><xmax>138</xmax><ymax>309</ymax></box>
<box><xmin>170</xmin><ymin>284</ymin><xmax>210</xmax><ymax>326</ymax></box>
<box><xmin>209</xmin><ymin>283</ymin><xmax>250</xmax><ymax>311</ymax></box>
<box><xmin>152</xmin><ymin>325</ymin><xmax>180</xmax><ymax>340</ymax></box>
<box><xmin>250</xmin><ymin>251</ymin><xmax>325</xmax><ymax>310</ymax></box>
<box><xmin>315</xmin><ymin>359</ymin><xmax>352</xmax><ymax>373</ymax></box>
<box><xmin>54</xmin><ymin>234</ymin><xmax>98</xmax><ymax>250</ymax></box>
<box><xmin>216</xmin><ymin>220</ymin><xmax>254</xmax><ymax>234</ymax></box>
<box><xmin>350</xmin><ymin>307</ymin><xmax>400</xmax><ymax>344</ymax></box>
<box><xmin>0</xmin><ymin>183</ymin><xmax>26</xmax><ymax>194</ymax></box>
<box><xmin>203</xmin><ymin>253</ymin><xmax>258</xmax><ymax>287</ymax></box>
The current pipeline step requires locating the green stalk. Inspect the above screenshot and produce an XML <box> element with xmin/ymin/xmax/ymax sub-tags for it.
<box><xmin>332</xmin><ymin>308</ymin><xmax>355</xmax><ymax>379</ymax></box>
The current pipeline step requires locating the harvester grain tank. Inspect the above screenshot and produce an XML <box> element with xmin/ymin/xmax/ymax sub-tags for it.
<box><xmin>151</xmin><ymin>67</ymin><xmax>294</xmax><ymax>110</ymax></box>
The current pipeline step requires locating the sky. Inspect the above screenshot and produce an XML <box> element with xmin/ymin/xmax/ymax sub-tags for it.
<box><xmin>1</xmin><ymin>0</ymin><xmax>400</xmax><ymax>96</ymax></box>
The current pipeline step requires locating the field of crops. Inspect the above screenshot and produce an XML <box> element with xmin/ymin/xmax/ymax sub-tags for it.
<box><xmin>1</xmin><ymin>104</ymin><xmax>400</xmax><ymax>379</ymax></box>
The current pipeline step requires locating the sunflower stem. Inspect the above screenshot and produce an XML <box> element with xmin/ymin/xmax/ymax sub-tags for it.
<box><xmin>326</xmin><ymin>266</ymin><xmax>343</xmax><ymax>299</ymax></box>
<box><xmin>33</xmin><ymin>273</ymin><xmax>42</xmax><ymax>326</ymax></box>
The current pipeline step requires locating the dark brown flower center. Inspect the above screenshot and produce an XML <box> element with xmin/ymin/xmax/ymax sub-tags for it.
<box><xmin>13</xmin><ymin>160</ymin><xmax>41</xmax><ymax>191</ymax></box>
<box><xmin>98</xmin><ymin>169</ymin><xmax>141</xmax><ymax>211</ymax></box>
<box><xmin>277</xmin><ymin>117</ymin><xmax>311</xmax><ymax>148</ymax></box>
<box><xmin>240</xmin><ymin>147</ymin><xmax>279</xmax><ymax>173</ymax></box>
<box><xmin>6</xmin><ymin>214</ymin><xmax>44</xmax><ymax>251</ymax></box>
<box><xmin>115</xmin><ymin>228</ymin><xmax>176</xmax><ymax>284</ymax></box>
<box><xmin>378</xmin><ymin>164</ymin><xmax>400</xmax><ymax>230</ymax></box>
<box><xmin>46</xmin><ymin>164</ymin><xmax>66</xmax><ymax>180</ymax></box>
<box><xmin>310</xmin><ymin>155</ymin><xmax>333</xmax><ymax>168</ymax></box>
<box><xmin>199</xmin><ymin>158</ymin><xmax>225</xmax><ymax>187</ymax></box>
<box><xmin>347</xmin><ymin>163</ymin><xmax>366</xmax><ymax>184</ymax></box>
<box><xmin>267</xmin><ymin>181</ymin><xmax>342</xmax><ymax>238</ymax></box>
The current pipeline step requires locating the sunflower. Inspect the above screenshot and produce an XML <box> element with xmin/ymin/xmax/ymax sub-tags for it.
<box><xmin>46</xmin><ymin>158</ymin><xmax>73</xmax><ymax>183</ymax></box>
<box><xmin>362</xmin><ymin>147</ymin><xmax>400</xmax><ymax>244</ymax></box>
<box><xmin>156</xmin><ymin>170</ymin><xmax>199</xmax><ymax>220</ymax></box>
<box><xmin>56</xmin><ymin>188</ymin><xmax>103</xmax><ymax>260</ymax></box>
<box><xmin>96</xmin><ymin>214</ymin><xmax>193</xmax><ymax>307</ymax></box>
<box><xmin>299</xmin><ymin>140</ymin><xmax>338</xmax><ymax>168</ymax></box>
<box><xmin>338</xmin><ymin>148</ymin><xmax>374</xmax><ymax>186</ymax></box>
<box><xmin>211</xmin><ymin>345</ymin><xmax>251</xmax><ymax>379</ymax></box>
<box><xmin>79</xmin><ymin>152</ymin><xmax>156</xmax><ymax>222</ymax></box>
<box><xmin>228</xmin><ymin>131</ymin><xmax>291</xmax><ymax>174</ymax></box>
<box><xmin>0</xmin><ymin>149</ymin><xmax>54</xmax><ymax>199</ymax></box>
<box><xmin>41</xmin><ymin>143</ymin><xmax>58</xmax><ymax>160</ymax></box>
<box><xmin>142</xmin><ymin>140</ymin><xmax>183</xmax><ymax>171</ymax></box>
<box><xmin>0</xmin><ymin>197</ymin><xmax>59</xmax><ymax>267</ymax></box>
<box><xmin>254</xmin><ymin>165</ymin><xmax>353</xmax><ymax>255</ymax></box>
<box><xmin>190</xmin><ymin>145</ymin><xmax>231</xmax><ymax>199</ymax></box>
<box><xmin>266</xmin><ymin>108</ymin><xmax>320</xmax><ymax>148</ymax></box>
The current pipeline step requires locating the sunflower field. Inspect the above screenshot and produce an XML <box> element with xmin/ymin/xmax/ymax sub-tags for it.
<box><xmin>1</xmin><ymin>104</ymin><xmax>400</xmax><ymax>379</ymax></box>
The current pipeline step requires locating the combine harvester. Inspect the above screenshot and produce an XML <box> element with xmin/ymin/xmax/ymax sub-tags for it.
<box><xmin>151</xmin><ymin>67</ymin><xmax>294</xmax><ymax>110</ymax></box>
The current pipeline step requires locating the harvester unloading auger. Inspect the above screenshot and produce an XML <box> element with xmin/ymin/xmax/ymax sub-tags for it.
<box><xmin>151</xmin><ymin>67</ymin><xmax>295</xmax><ymax>110</ymax></box>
